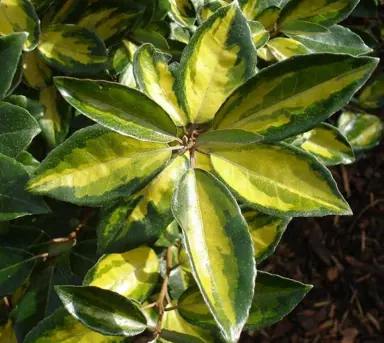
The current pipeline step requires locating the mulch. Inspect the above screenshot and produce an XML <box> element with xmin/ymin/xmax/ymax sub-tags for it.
<box><xmin>242</xmin><ymin>140</ymin><xmax>384</xmax><ymax>342</ymax></box>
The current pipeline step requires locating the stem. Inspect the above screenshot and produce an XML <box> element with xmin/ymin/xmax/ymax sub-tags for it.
<box><xmin>154</xmin><ymin>246</ymin><xmax>173</xmax><ymax>339</ymax></box>
<box><xmin>190</xmin><ymin>149</ymin><xmax>196</xmax><ymax>169</ymax></box>
<box><xmin>67</xmin><ymin>208</ymin><xmax>93</xmax><ymax>242</ymax></box>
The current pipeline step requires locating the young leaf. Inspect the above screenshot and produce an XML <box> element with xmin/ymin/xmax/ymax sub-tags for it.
<box><xmin>278</xmin><ymin>0</ymin><xmax>359</xmax><ymax>27</ymax></box>
<box><xmin>55</xmin><ymin>285</ymin><xmax>147</xmax><ymax>336</ymax></box>
<box><xmin>0</xmin><ymin>247</ymin><xmax>35</xmax><ymax>296</ymax></box>
<box><xmin>83</xmin><ymin>246</ymin><xmax>159</xmax><ymax>302</ymax></box>
<box><xmin>55</xmin><ymin>77</ymin><xmax>177</xmax><ymax>143</ymax></box>
<box><xmin>27</xmin><ymin>125</ymin><xmax>171</xmax><ymax>206</ymax></box>
<box><xmin>39</xmin><ymin>85</ymin><xmax>72</xmax><ymax>148</ymax></box>
<box><xmin>0</xmin><ymin>0</ymin><xmax>40</xmax><ymax>51</ymax></box>
<box><xmin>172</xmin><ymin>169</ymin><xmax>256</xmax><ymax>342</ymax></box>
<box><xmin>338</xmin><ymin>112</ymin><xmax>383</xmax><ymax>152</ymax></box>
<box><xmin>248</xmin><ymin>21</ymin><xmax>270</xmax><ymax>48</ymax></box>
<box><xmin>134</xmin><ymin>43</ymin><xmax>188</xmax><ymax>127</ymax></box>
<box><xmin>214</xmin><ymin>54</ymin><xmax>378</xmax><ymax>141</ymax></box>
<box><xmin>242</xmin><ymin>209</ymin><xmax>291</xmax><ymax>262</ymax></box>
<box><xmin>24</xmin><ymin>307</ymin><xmax>131</xmax><ymax>343</ymax></box>
<box><xmin>0</xmin><ymin>154</ymin><xmax>50</xmax><ymax>221</ymax></box>
<box><xmin>22</xmin><ymin>50</ymin><xmax>53</xmax><ymax>90</ymax></box>
<box><xmin>77</xmin><ymin>1</ymin><xmax>145</xmax><ymax>44</ymax></box>
<box><xmin>37</xmin><ymin>24</ymin><xmax>108</xmax><ymax>75</ymax></box>
<box><xmin>175</xmin><ymin>3</ymin><xmax>257</xmax><ymax>124</ymax></box>
<box><xmin>287</xmin><ymin>25</ymin><xmax>373</xmax><ymax>56</ymax></box>
<box><xmin>178</xmin><ymin>272</ymin><xmax>312</xmax><ymax>331</ymax></box>
<box><xmin>0</xmin><ymin>101</ymin><xmax>41</xmax><ymax>158</ymax></box>
<box><xmin>210</xmin><ymin>142</ymin><xmax>352</xmax><ymax>217</ymax></box>
<box><xmin>267</xmin><ymin>37</ymin><xmax>310</xmax><ymax>61</ymax></box>
<box><xmin>300</xmin><ymin>123</ymin><xmax>355</xmax><ymax>166</ymax></box>
<box><xmin>98</xmin><ymin>156</ymin><xmax>189</xmax><ymax>253</ymax></box>
<box><xmin>0</xmin><ymin>33</ymin><xmax>27</xmax><ymax>99</ymax></box>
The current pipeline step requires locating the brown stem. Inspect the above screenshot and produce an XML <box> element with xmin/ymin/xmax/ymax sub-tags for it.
<box><xmin>154</xmin><ymin>246</ymin><xmax>173</xmax><ymax>339</ymax></box>
<box><xmin>67</xmin><ymin>208</ymin><xmax>93</xmax><ymax>242</ymax></box>
<box><xmin>190</xmin><ymin>149</ymin><xmax>196</xmax><ymax>169</ymax></box>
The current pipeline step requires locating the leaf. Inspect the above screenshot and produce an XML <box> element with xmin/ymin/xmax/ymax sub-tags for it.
<box><xmin>107</xmin><ymin>43</ymin><xmax>130</xmax><ymax>77</ymax></box>
<box><xmin>0</xmin><ymin>33</ymin><xmax>27</xmax><ymax>99</ymax></box>
<box><xmin>0</xmin><ymin>101</ymin><xmax>40</xmax><ymax>158</ymax></box>
<box><xmin>358</xmin><ymin>74</ymin><xmax>384</xmax><ymax>109</ymax></box>
<box><xmin>287</xmin><ymin>25</ymin><xmax>373</xmax><ymax>56</ymax></box>
<box><xmin>170</xmin><ymin>22</ymin><xmax>191</xmax><ymax>44</ymax></box>
<box><xmin>168</xmin><ymin>0</ymin><xmax>197</xmax><ymax>27</ymax></box>
<box><xmin>0</xmin><ymin>0</ymin><xmax>40</xmax><ymax>51</ymax></box>
<box><xmin>175</xmin><ymin>3</ymin><xmax>257</xmax><ymax>124</ymax></box>
<box><xmin>22</xmin><ymin>50</ymin><xmax>53</xmax><ymax>90</ymax></box>
<box><xmin>83</xmin><ymin>246</ymin><xmax>159</xmax><ymax>302</ymax></box>
<box><xmin>198</xmin><ymin>1</ymin><xmax>226</xmax><ymax>22</ymax></box>
<box><xmin>77</xmin><ymin>1</ymin><xmax>145</xmax><ymax>44</ymax></box>
<box><xmin>278</xmin><ymin>0</ymin><xmax>359</xmax><ymax>27</ymax></box>
<box><xmin>97</xmin><ymin>156</ymin><xmax>189</xmax><ymax>253</ymax></box>
<box><xmin>0</xmin><ymin>321</ymin><xmax>17</xmax><ymax>343</ymax></box>
<box><xmin>248</xmin><ymin>20</ymin><xmax>270</xmax><ymax>48</ymax></box>
<box><xmin>119</xmin><ymin>40</ymin><xmax>137</xmax><ymax>88</ymax></box>
<box><xmin>267</xmin><ymin>37</ymin><xmax>310</xmax><ymax>61</ymax></box>
<box><xmin>239</xmin><ymin>0</ymin><xmax>281</xmax><ymax>19</ymax></box>
<box><xmin>172</xmin><ymin>169</ymin><xmax>255</xmax><ymax>342</ymax></box>
<box><xmin>134</xmin><ymin>44</ymin><xmax>188</xmax><ymax>127</ymax></box>
<box><xmin>280</xmin><ymin>20</ymin><xmax>330</xmax><ymax>35</ymax></box>
<box><xmin>130</xmin><ymin>27</ymin><xmax>170</xmax><ymax>51</ymax></box>
<box><xmin>178</xmin><ymin>272</ymin><xmax>312</xmax><ymax>331</ymax></box>
<box><xmin>254</xmin><ymin>6</ymin><xmax>281</xmax><ymax>29</ymax></box>
<box><xmin>0</xmin><ymin>247</ymin><xmax>35</xmax><ymax>296</ymax></box>
<box><xmin>39</xmin><ymin>85</ymin><xmax>72</xmax><ymax>148</ymax></box>
<box><xmin>300</xmin><ymin>123</ymin><xmax>354</xmax><ymax>166</ymax></box>
<box><xmin>0</xmin><ymin>154</ymin><xmax>50</xmax><ymax>221</ymax></box>
<box><xmin>24</xmin><ymin>307</ymin><xmax>131</xmax><ymax>343</ymax></box>
<box><xmin>155</xmin><ymin>220</ymin><xmax>181</xmax><ymax>247</ymax></box>
<box><xmin>242</xmin><ymin>209</ymin><xmax>291</xmax><ymax>262</ymax></box>
<box><xmin>168</xmin><ymin>266</ymin><xmax>195</xmax><ymax>300</ymax></box>
<box><xmin>27</xmin><ymin>125</ymin><xmax>171</xmax><ymax>206</ymax></box>
<box><xmin>56</xmin><ymin>286</ymin><xmax>147</xmax><ymax>336</ymax></box>
<box><xmin>338</xmin><ymin>112</ymin><xmax>383</xmax><ymax>152</ymax></box>
<box><xmin>37</xmin><ymin>24</ymin><xmax>108</xmax><ymax>75</ymax></box>
<box><xmin>209</xmin><ymin>142</ymin><xmax>352</xmax><ymax>216</ymax></box>
<box><xmin>70</xmin><ymin>240</ymin><xmax>100</xmax><ymax>279</ymax></box>
<box><xmin>4</xmin><ymin>95</ymin><xmax>45</xmax><ymax>121</ymax></box>
<box><xmin>214</xmin><ymin>54</ymin><xmax>378</xmax><ymax>141</ymax></box>
<box><xmin>55</xmin><ymin>77</ymin><xmax>177</xmax><ymax>143</ymax></box>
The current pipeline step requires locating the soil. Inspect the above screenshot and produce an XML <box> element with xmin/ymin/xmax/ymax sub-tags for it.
<box><xmin>242</xmin><ymin>141</ymin><xmax>384</xmax><ymax>342</ymax></box>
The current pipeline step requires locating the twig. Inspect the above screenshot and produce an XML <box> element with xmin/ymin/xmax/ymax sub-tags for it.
<box><xmin>348</xmin><ymin>198</ymin><xmax>384</xmax><ymax>232</ymax></box>
<box><xmin>340</xmin><ymin>165</ymin><xmax>351</xmax><ymax>198</ymax></box>
<box><xmin>67</xmin><ymin>208</ymin><xmax>93</xmax><ymax>241</ymax></box>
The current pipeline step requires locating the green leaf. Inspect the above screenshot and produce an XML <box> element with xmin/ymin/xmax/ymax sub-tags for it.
<box><xmin>254</xmin><ymin>6</ymin><xmax>281</xmax><ymax>29</ymax></box>
<box><xmin>27</xmin><ymin>125</ymin><xmax>171</xmax><ymax>206</ymax></box>
<box><xmin>4</xmin><ymin>95</ymin><xmax>45</xmax><ymax>121</ymax></box>
<box><xmin>248</xmin><ymin>20</ymin><xmax>270</xmax><ymax>48</ymax></box>
<box><xmin>107</xmin><ymin>43</ymin><xmax>130</xmax><ymax>77</ymax></box>
<box><xmin>0</xmin><ymin>247</ymin><xmax>35</xmax><ymax>296</ymax></box>
<box><xmin>24</xmin><ymin>307</ymin><xmax>131</xmax><ymax>343</ymax></box>
<box><xmin>267</xmin><ymin>37</ymin><xmax>310</xmax><ymax>61</ymax></box>
<box><xmin>0</xmin><ymin>0</ymin><xmax>40</xmax><ymax>51</ymax></box>
<box><xmin>0</xmin><ymin>154</ymin><xmax>50</xmax><ymax>221</ymax></box>
<box><xmin>77</xmin><ymin>1</ymin><xmax>145</xmax><ymax>44</ymax></box>
<box><xmin>209</xmin><ymin>142</ymin><xmax>352</xmax><ymax>216</ymax></box>
<box><xmin>37</xmin><ymin>24</ymin><xmax>108</xmax><ymax>75</ymax></box>
<box><xmin>338</xmin><ymin>112</ymin><xmax>383</xmax><ymax>152</ymax></box>
<box><xmin>168</xmin><ymin>0</ymin><xmax>197</xmax><ymax>27</ymax></box>
<box><xmin>0</xmin><ymin>101</ymin><xmax>40</xmax><ymax>158</ymax></box>
<box><xmin>0</xmin><ymin>33</ymin><xmax>27</xmax><ymax>99</ymax></box>
<box><xmin>279</xmin><ymin>0</ymin><xmax>359</xmax><ymax>27</ymax></box>
<box><xmin>84</xmin><ymin>246</ymin><xmax>159</xmax><ymax>302</ymax></box>
<box><xmin>70</xmin><ymin>240</ymin><xmax>100</xmax><ymax>279</ymax></box>
<box><xmin>22</xmin><ymin>50</ymin><xmax>53</xmax><ymax>90</ymax></box>
<box><xmin>242</xmin><ymin>209</ymin><xmax>291</xmax><ymax>262</ymax></box>
<box><xmin>178</xmin><ymin>272</ymin><xmax>312</xmax><ymax>331</ymax></box>
<box><xmin>175</xmin><ymin>3</ymin><xmax>257</xmax><ymax>124</ymax></box>
<box><xmin>39</xmin><ymin>85</ymin><xmax>72</xmax><ymax>148</ymax></box>
<box><xmin>280</xmin><ymin>20</ymin><xmax>330</xmax><ymax>34</ymax></box>
<box><xmin>172</xmin><ymin>169</ymin><xmax>255</xmax><ymax>342</ymax></box>
<box><xmin>287</xmin><ymin>25</ymin><xmax>373</xmax><ymax>56</ymax></box>
<box><xmin>97</xmin><ymin>156</ymin><xmax>189</xmax><ymax>253</ymax></box>
<box><xmin>358</xmin><ymin>73</ymin><xmax>384</xmax><ymax>109</ymax></box>
<box><xmin>214</xmin><ymin>54</ymin><xmax>378</xmax><ymax>141</ymax></box>
<box><xmin>56</xmin><ymin>286</ymin><xmax>147</xmax><ymax>336</ymax></box>
<box><xmin>134</xmin><ymin>44</ymin><xmax>188</xmax><ymax>127</ymax></box>
<box><xmin>55</xmin><ymin>77</ymin><xmax>177</xmax><ymax>143</ymax></box>
<box><xmin>130</xmin><ymin>27</ymin><xmax>170</xmax><ymax>51</ymax></box>
<box><xmin>300</xmin><ymin>123</ymin><xmax>355</xmax><ymax>166</ymax></box>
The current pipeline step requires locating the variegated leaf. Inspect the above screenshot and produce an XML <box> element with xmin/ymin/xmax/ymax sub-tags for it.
<box><xmin>248</xmin><ymin>20</ymin><xmax>270</xmax><ymax>48</ymax></box>
<box><xmin>358</xmin><ymin>74</ymin><xmax>384</xmax><ymax>109</ymax></box>
<box><xmin>254</xmin><ymin>5</ymin><xmax>280</xmax><ymax>29</ymax></box>
<box><xmin>97</xmin><ymin>156</ymin><xmax>189</xmax><ymax>253</ymax></box>
<box><xmin>267</xmin><ymin>37</ymin><xmax>310</xmax><ymax>61</ymax></box>
<box><xmin>22</xmin><ymin>50</ymin><xmax>53</xmax><ymax>90</ymax></box>
<box><xmin>209</xmin><ymin>142</ymin><xmax>352</xmax><ymax>216</ymax></box>
<box><xmin>55</xmin><ymin>77</ymin><xmax>178</xmax><ymax>143</ymax></box>
<box><xmin>168</xmin><ymin>0</ymin><xmax>197</xmax><ymax>27</ymax></box>
<box><xmin>0</xmin><ymin>0</ymin><xmax>40</xmax><ymax>51</ymax></box>
<box><xmin>214</xmin><ymin>54</ymin><xmax>378</xmax><ymax>141</ymax></box>
<box><xmin>172</xmin><ymin>169</ymin><xmax>255</xmax><ymax>342</ymax></box>
<box><xmin>134</xmin><ymin>44</ymin><xmax>188</xmax><ymax>127</ymax></box>
<box><xmin>37</xmin><ymin>24</ymin><xmax>108</xmax><ymax>75</ymax></box>
<box><xmin>175</xmin><ymin>3</ymin><xmax>257</xmax><ymax>124</ymax></box>
<box><xmin>27</xmin><ymin>125</ymin><xmax>171</xmax><ymax>205</ymax></box>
